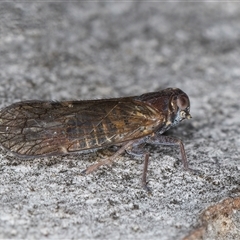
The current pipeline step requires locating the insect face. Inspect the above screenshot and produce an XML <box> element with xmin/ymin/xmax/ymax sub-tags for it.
<box><xmin>169</xmin><ymin>91</ymin><xmax>192</xmax><ymax>127</ymax></box>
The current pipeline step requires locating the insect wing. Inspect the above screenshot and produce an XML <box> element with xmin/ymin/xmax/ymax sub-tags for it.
<box><xmin>0</xmin><ymin>98</ymin><xmax>161</xmax><ymax>157</ymax></box>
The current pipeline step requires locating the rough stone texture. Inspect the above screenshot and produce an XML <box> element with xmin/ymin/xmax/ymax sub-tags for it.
<box><xmin>0</xmin><ymin>2</ymin><xmax>239</xmax><ymax>240</ymax></box>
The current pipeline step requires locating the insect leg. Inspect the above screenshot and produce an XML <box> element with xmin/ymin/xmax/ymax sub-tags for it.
<box><xmin>142</xmin><ymin>152</ymin><xmax>151</xmax><ymax>192</ymax></box>
<box><xmin>125</xmin><ymin>138</ymin><xmax>151</xmax><ymax>191</ymax></box>
<box><xmin>81</xmin><ymin>140</ymin><xmax>136</xmax><ymax>175</ymax></box>
<box><xmin>125</xmin><ymin>138</ymin><xmax>147</xmax><ymax>157</ymax></box>
<box><xmin>146</xmin><ymin>133</ymin><xmax>189</xmax><ymax>170</ymax></box>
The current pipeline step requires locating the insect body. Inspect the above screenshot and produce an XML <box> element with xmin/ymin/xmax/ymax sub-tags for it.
<box><xmin>0</xmin><ymin>88</ymin><xmax>192</xmax><ymax>188</ymax></box>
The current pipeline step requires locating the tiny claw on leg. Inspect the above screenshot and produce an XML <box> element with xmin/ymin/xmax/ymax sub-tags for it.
<box><xmin>184</xmin><ymin>167</ymin><xmax>202</xmax><ymax>175</ymax></box>
<box><xmin>80</xmin><ymin>169</ymin><xmax>87</xmax><ymax>176</ymax></box>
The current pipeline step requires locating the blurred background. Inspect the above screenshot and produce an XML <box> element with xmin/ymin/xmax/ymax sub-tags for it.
<box><xmin>0</xmin><ymin>2</ymin><xmax>239</xmax><ymax>240</ymax></box>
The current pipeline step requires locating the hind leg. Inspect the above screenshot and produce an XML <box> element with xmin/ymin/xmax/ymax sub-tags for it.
<box><xmin>81</xmin><ymin>140</ymin><xmax>136</xmax><ymax>175</ymax></box>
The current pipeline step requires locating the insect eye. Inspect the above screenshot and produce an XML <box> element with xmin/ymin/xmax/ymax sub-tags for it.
<box><xmin>177</xmin><ymin>95</ymin><xmax>189</xmax><ymax>110</ymax></box>
<box><xmin>180</xmin><ymin>111</ymin><xmax>186</xmax><ymax>118</ymax></box>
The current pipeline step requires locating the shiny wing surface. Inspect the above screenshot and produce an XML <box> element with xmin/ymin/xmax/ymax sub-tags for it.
<box><xmin>0</xmin><ymin>98</ymin><xmax>162</xmax><ymax>157</ymax></box>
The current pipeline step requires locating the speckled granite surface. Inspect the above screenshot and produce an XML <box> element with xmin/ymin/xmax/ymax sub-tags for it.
<box><xmin>0</xmin><ymin>3</ymin><xmax>239</xmax><ymax>239</ymax></box>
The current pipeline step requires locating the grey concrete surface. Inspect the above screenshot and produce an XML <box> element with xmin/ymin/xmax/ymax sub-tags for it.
<box><xmin>0</xmin><ymin>2</ymin><xmax>239</xmax><ymax>240</ymax></box>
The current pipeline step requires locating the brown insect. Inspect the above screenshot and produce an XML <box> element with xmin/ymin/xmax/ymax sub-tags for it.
<box><xmin>0</xmin><ymin>88</ymin><xmax>192</xmax><ymax>189</ymax></box>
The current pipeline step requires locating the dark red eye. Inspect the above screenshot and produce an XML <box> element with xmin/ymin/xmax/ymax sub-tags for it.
<box><xmin>177</xmin><ymin>95</ymin><xmax>189</xmax><ymax>110</ymax></box>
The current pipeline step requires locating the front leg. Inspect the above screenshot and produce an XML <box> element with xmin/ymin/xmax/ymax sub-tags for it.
<box><xmin>146</xmin><ymin>132</ymin><xmax>189</xmax><ymax>170</ymax></box>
